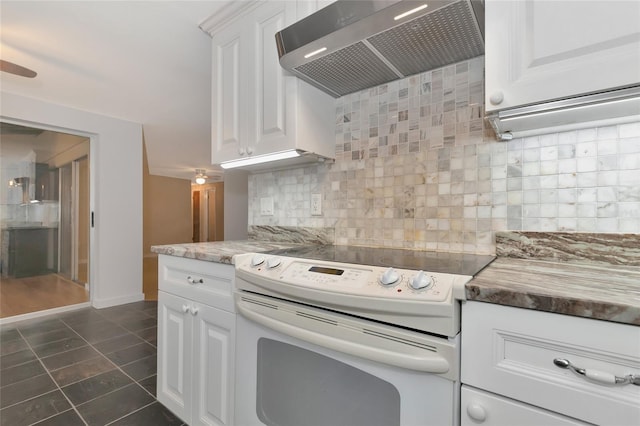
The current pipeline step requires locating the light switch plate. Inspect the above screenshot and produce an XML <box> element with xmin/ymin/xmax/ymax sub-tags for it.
<box><xmin>311</xmin><ymin>193</ymin><xmax>322</xmax><ymax>215</ymax></box>
<box><xmin>260</xmin><ymin>197</ymin><xmax>274</xmax><ymax>216</ymax></box>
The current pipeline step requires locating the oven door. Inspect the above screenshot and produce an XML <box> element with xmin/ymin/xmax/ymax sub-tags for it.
<box><xmin>235</xmin><ymin>292</ymin><xmax>460</xmax><ymax>426</ymax></box>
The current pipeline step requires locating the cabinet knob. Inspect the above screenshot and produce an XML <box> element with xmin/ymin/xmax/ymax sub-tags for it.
<box><xmin>467</xmin><ymin>403</ymin><xmax>487</xmax><ymax>422</ymax></box>
<box><xmin>182</xmin><ymin>304</ymin><xmax>190</xmax><ymax>313</ymax></box>
<box><xmin>190</xmin><ymin>306</ymin><xmax>199</xmax><ymax>315</ymax></box>
<box><xmin>187</xmin><ymin>276</ymin><xmax>203</xmax><ymax>285</ymax></box>
<box><xmin>246</xmin><ymin>146</ymin><xmax>254</xmax><ymax>155</ymax></box>
<box><xmin>489</xmin><ymin>91</ymin><xmax>504</xmax><ymax>105</ymax></box>
<box><xmin>238</xmin><ymin>147</ymin><xmax>246</xmax><ymax>156</ymax></box>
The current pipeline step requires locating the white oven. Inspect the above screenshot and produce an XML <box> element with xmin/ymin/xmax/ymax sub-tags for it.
<box><xmin>233</xmin><ymin>249</ymin><xmax>494</xmax><ymax>426</ymax></box>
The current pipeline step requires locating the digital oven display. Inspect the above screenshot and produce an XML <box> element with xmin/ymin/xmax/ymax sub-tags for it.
<box><xmin>308</xmin><ymin>266</ymin><xmax>344</xmax><ymax>276</ymax></box>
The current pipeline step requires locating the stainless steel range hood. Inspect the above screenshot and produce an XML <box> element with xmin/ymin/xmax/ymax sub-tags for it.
<box><xmin>276</xmin><ymin>0</ymin><xmax>484</xmax><ymax>98</ymax></box>
<box><xmin>276</xmin><ymin>0</ymin><xmax>484</xmax><ymax>97</ymax></box>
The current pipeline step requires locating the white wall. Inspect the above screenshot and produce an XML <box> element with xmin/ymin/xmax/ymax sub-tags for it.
<box><xmin>1</xmin><ymin>92</ymin><xmax>144</xmax><ymax>308</ymax></box>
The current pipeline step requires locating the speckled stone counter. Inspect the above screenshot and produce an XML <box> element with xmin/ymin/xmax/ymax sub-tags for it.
<box><xmin>495</xmin><ymin>232</ymin><xmax>640</xmax><ymax>266</ymax></box>
<box><xmin>150</xmin><ymin>240</ymin><xmax>307</xmax><ymax>264</ymax></box>
<box><xmin>248</xmin><ymin>225</ymin><xmax>334</xmax><ymax>245</ymax></box>
<box><xmin>467</xmin><ymin>232</ymin><xmax>640</xmax><ymax>325</ymax></box>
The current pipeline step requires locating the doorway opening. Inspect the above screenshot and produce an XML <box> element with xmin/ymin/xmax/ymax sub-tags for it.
<box><xmin>192</xmin><ymin>181</ymin><xmax>224</xmax><ymax>242</ymax></box>
<box><xmin>0</xmin><ymin>122</ymin><xmax>91</xmax><ymax>318</ymax></box>
<box><xmin>58</xmin><ymin>156</ymin><xmax>90</xmax><ymax>284</ymax></box>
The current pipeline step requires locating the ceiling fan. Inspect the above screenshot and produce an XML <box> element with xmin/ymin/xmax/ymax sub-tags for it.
<box><xmin>0</xmin><ymin>59</ymin><xmax>37</xmax><ymax>78</ymax></box>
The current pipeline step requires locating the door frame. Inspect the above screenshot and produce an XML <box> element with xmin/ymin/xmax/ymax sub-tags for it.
<box><xmin>0</xmin><ymin>118</ymin><xmax>96</xmax><ymax>319</ymax></box>
<box><xmin>205</xmin><ymin>187</ymin><xmax>217</xmax><ymax>242</ymax></box>
<box><xmin>2</xmin><ymin>91</ymin><xmax>145</xmax><ymax>318</ymax></box>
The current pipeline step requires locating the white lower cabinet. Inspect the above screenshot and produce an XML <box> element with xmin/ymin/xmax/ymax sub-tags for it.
<box><xmin>461</xmin><ymin>301</ymin><xmax>640</xmax><ymax>426</ymax></box>
<box><xmin>157</xmin><ymin>255</ymin><xmax>235</xmax><ymax>426</ymax></box>
<box><xmin>461</xmin><ymin>386</ymin><xmax>587</xmax><ymax>425</ymax></box>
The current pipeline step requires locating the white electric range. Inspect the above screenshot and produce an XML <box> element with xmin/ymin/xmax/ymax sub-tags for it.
<box><xmin>233</xmin><ymin>245</ymin><xmax>494</xmax><ymax>426</ymax></box>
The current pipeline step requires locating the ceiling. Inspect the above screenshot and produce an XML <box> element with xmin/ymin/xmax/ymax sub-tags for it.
<box><xmin>0</xmin><ymin>0</ymin><xmax>234</xmax><ymax>182</ymax></box>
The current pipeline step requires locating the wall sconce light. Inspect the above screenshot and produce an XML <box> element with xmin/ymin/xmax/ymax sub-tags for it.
<box><xmin>195</xmin><ymin>169</ymin><xmax>207</xmax><ymax>185</ymax></box>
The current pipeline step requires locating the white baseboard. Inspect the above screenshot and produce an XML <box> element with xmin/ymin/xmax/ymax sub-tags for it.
<box><xmin>0</xmin><ymin>302</ymin><xmax>91</xmax><ymax>325</ymax></box>
<box><xmin>92</xmin><ymin>293</ymin><xmax>144</xmax><ymax>309</ymax></box>
<box><xmin>0</xmin><ymin>294</ymin><xmax>147</xmax><ymax>325</ymax></box>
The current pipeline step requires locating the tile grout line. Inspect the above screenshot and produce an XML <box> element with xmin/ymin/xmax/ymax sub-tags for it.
<box><xmin>2</xmin><ymin>304</ymin><xmax>160</xmax><ymax>425</ymax></box>
<box><xmin>56</xmin><ymin>315</ymin><xmax>159</xmax><ymax>407</ymax></box>
<box><xmin>103</xmin><ymin>400</ymin><xmax>157</xmax><ymax>426</ymax></box>
<box><xmin>14</xmin><ymin>327</ymin><xmax>89</xmax><ymax>426</ymax></box>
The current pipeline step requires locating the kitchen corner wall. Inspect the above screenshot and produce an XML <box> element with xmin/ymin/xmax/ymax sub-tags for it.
<box><xmin>248</xmin><ymin>57</ymin><xmax>640</xmax><ymax>254</ymax></box>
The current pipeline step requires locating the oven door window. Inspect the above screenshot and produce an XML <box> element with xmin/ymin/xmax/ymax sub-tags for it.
<box><xmin>256</xmin><ymin>338</ymin><xmax>401</xmax><ymax>426</ymax></box>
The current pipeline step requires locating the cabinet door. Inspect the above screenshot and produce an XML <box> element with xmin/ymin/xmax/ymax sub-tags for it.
<box><xmin>9</xmin><ymin>229</ymin><xmax>51</xmax><ymax>278</ymax></box>
<box><xmin>157</xmin><ymin>291</ymin><xmax>193</xmax><ymax>424</ymax></box>
<box><xmin>212</xmin><ymin>24</ymin><xmax>247</xmax><ymax>164</ymax></box>
<box><xmin>485</xmin><ymin>0</ymin><xmax>640</xmax><ymax>112</ymax></box>
<box><xmin>191</xmin><ymin>303</ymin><xmax>236</xmax><ymax>426</ymax></box>
<box><xmin>462</xmin><ymin>386</ymin><xmax>588</xmax><ymax>426</ymax></box>
<box><xmin>462</xmin><ymin>301</ymin><xmax>640</xmax><ymax>425</ymax></box>
<box><xmin>251</xmin><ymin>1</ymin><xmax>297</xmax><ymax>156</ymax></box>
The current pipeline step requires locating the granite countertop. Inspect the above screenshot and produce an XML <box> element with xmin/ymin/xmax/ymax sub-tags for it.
<box><xmin>1</xmin><ymin>222</ymin><xmax>59</xmax><ymax>230</ymax></box>
<box><xmin>151</xmin><ymin>231</ymin><xmax>640</xmax><ymax>326</ymax></box>
<box><xmin>150</xmin><ymin>240</ymin><xmax>308</xmax><ymax>264</ymax></box>
<box><xmin>467</xmin><ymin>232</ymin><xmax>640</xmax><ymax>326</ymax></box>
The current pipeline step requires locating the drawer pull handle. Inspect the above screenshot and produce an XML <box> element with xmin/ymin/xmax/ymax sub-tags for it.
<box><xmin>553</xmin><ymin>358</ymin><xmax>640</xmax><ymax>386</ymax></box>
<box><xmin>187</xmin><ymin>276</ymin><xmax>203</xmax><ymax>285</ymax></box>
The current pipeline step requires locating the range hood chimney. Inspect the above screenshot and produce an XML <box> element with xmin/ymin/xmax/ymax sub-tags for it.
<box><xmin>276</xmin><ymin>0</ymin><xmax>484</xmax><ymax>98</ymax></box>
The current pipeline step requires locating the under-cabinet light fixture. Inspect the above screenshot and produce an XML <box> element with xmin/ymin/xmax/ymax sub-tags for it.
<box><xmin>499</xmin><ymin>96</ymin><xmax>637</xmax><ymax>122</ymax></box>
<box><xmin>220</xmin><ymin>150</ymin><xmax>301</xmax><ymax>169</ymax></box>
<box><xmin>394</xmin><ymin>4</ymin><xmax>428</xmax><ymax>20</ymax></box>
<box><xmin>487</xmin><ymin>86</ymin><xmax>640</xmax><ymax>140</ymax></box>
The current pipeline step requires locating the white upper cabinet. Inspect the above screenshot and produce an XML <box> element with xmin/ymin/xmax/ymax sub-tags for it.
<box><xmin>204</xmin><ymin>0</ymin><xmax>335</xmax><ymax>168</ymax></box>
<box><xmin>211</xmin><ymin>25</ymin><xmax>246</xmax><ymax>162</ymax></box>
<box><xmin>252</xmin><ymin>1</ymin><xmax>296</xmax><ymax>156</ymax></box>
<box><xmin>485</xmin><ymin>0</ymin><xmax>640</xmax><ymax>112</ymax></box>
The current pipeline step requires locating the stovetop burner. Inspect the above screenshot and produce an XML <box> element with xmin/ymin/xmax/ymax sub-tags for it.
<box><xmin>263</xmin><ymin>245</ymin><xmax>495</xmax><ymax>277</ymax></box>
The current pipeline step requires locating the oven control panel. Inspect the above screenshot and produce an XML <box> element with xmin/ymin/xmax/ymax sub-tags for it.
<box><xmin>234</xmin><ymin>253</ymin><xmax>471</xmax><ymax>303</ymax></box>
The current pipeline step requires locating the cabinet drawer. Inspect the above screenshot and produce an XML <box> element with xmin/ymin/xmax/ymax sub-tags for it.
<box><xmin>159</xmin><ymin>255</ymin><xmax>235</xmax><ymax>313</ymax></box>
<box><xmin>462</xmin><ymin>385</ymin><xmax>587</xmax><ymax>426</ymax></box>
<box><xmin>462</xmin><ymin>301</ymin><xmax>640</xmax><ymax>425</ymax></box>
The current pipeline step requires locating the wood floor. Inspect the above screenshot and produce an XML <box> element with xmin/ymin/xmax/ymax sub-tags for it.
<box><xmin>0</xmin><ymin>274</ymin><xmax>89</xmax><ymax>318</ymax></box>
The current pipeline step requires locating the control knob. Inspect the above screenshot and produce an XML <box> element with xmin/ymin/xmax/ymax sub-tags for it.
<box><xmin>251</xmin><ymin>254</ymin><xmax>265</xmax><ymax>267</ymax></box>
<box><xmin>267</xmin><ymin>257</ymin><xmax>282</xmax><ymax>269</ymax></box>
<box><xmin>408</xmin><ymin>271</ymin><xmax>433</xmax><ymax>290</ymax></box>
<box><xmin>379</xmin><ymin>267</ymin><xmax>400</xmax><ymax>286</ymax></box>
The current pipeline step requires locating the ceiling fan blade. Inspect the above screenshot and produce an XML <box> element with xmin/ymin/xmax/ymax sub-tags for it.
<box><xmin>0</xmin><ymin>60</ymin><xmax>37</xmax><ymax>78</ymax></box>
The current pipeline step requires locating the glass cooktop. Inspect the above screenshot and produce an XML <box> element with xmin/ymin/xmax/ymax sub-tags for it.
<box><xmin>263</xmin><ymin>245</ymin><xmax>495</xmax><ymax>277</ymax></box>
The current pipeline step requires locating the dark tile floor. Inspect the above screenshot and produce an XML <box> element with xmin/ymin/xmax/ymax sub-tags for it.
<box><xmin>0</xmin><ymin>301</ymin><xmax>184</xmax><ymax>426</ymax></box>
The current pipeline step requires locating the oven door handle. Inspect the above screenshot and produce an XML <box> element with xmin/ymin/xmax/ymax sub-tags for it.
<box><xmin>237</xmin><ymin>298</ymin><xmax>451</xmax><ymax>373</ymax></box>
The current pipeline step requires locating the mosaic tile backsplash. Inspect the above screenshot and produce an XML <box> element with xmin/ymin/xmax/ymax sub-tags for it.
<box><xmin>248</xmin><ymin>56</ymin><xmax>640</xmax><ymax>254</ymax></box>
